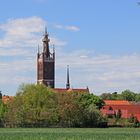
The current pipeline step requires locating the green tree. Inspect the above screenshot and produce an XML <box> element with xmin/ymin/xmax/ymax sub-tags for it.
<box><xmin>5</xmin><ymin>84</ymin><xmax>59</xmax><ymax>127</ymax></box>
<box><xmin>100</xmin><ymin>93</ymin><xmax>113</xmax><ymax>100</ymax></box>
<box><xmin>128</xmin><ymin>114</ymin><xmax>135</xmax><ymax>123</ymax></box>
<box><xmin>79</xmin><ymin>93</ymin><xmax>105</xmax><ymax>109</ymax></box>
<box><xmin>4</xmin><ymin>84</ymin><xmax>107</xmax><ymax>128</ymax></box>
<box><xmin>78</xmin><ymin>93</ymin><xmax>106</xmax><ymax>127</ymax></box>
<box><xmin>56</xmin><ymin>92</ymin><xmax>83</xmax><ymax>127</ymax></box>
<box><xmin>121</xmin><ymin>90</ymin><xmax>136</xmax><ymax>101</ymax></box>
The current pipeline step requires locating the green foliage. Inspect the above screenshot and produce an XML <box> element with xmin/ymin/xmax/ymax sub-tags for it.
<box><xmin>128</xmin><ymin>114</ymin><xmax>140</xmax><ymax>128</ymax></box>
<box><xmin>100</xmin><ymin>89</ymin><xmax>140</xmax><ymax>102</ymax></box>
<box><xmin>133</xmin><ymin>117</ymin><xmax>140</xmax><ymax>128</ymax></box>
<box><xmin>128</xmin><ymin>114</ymin><xmax>135</xmax><ymax>123</ymax></box>
<box><xmin>3</xmin><ymin>84</ymin><xmax>106</xmax><ymax>128</ymax></box>
<box><xmin>56</xmin><ymin>92</ymin><xmax>83</xmax><ymax>127</ymax></box>
<box><xmin>78</xmin><ymin>93</ymin><xmax>105</xmax><ymax>109</ymax></box>
<box><xmin>0</xmin><ymin>102</ymin><xmax>8</xmax><ymax>127</ymax></box>
<box><xmin>121</xmin><ymin>90</ymin><xmax>136</xmax><ymax>101</ymax></box>
<box><xmin>5</xmin><ymin>84</ymin><xmax>59</xmax><ymax>127</ymax></box>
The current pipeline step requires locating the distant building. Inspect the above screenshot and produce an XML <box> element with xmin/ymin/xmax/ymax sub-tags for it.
<box><xmin>2</xmin><ymin>95</ymin><xmax>13</xmax><ymax>104</ymax></box>
<box><xmin>37</xmin><ymin>28</ymin><xmax>55</xmax><ymax>88</ymax></box>
<box><xmin>37</xmin><ymin>28</ymin><xmax>89</xmax><ymax>93</ymax></box>
<box><xmin>54</xmin><ymin>65</ymin><xmax>89</xmax><ymax>93</ymax></box>
<box><xmin>101</xmin><ymin>100</ymin><xmax>140</xmax><ymax>121</ymax></box>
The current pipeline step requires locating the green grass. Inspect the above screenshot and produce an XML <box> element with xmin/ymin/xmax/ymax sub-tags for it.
<box><xmin>0</xmin><ymin>128</ymin><xmax>140</xmax><ymax>140</ymax></box>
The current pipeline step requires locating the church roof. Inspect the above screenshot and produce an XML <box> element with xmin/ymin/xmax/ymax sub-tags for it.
<box><xmin>54</xmin><ymin>88</ymin><xmax>89</xmax><ymax>93</ymax></box>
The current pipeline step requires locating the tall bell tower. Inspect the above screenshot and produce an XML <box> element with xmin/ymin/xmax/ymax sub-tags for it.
<box><xmin>37</xmin><ymin>28</ymin><xmax>55</xmax><ymax>88</ymax></box>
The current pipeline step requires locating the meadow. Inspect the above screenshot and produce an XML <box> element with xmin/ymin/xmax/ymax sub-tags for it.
<box><xmin>0</xmin><ymin>128</ymin><xmax>140</xmax><ymax>140</ymax></box>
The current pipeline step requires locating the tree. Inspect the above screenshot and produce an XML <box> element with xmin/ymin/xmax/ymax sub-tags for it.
<box><xmin>128</xmin><ymin>114</ymin><xmax>135</xmax><ymax>123</ymax></box>
<box><xmin>4</xmin><ymin>84</ymin><xmax>107</xmax><ymax>128</ymax></box>
<box><xmin>100</xmin><ymin>93</ymin><xmax>113</xmax><ymax>100</ymax></box>
<box><xmin>79</xmin><ymin>93</ymin><xmax>105</xmax><ymax>109</ymax></box>
<box><xmin>5</xmin><ymin>84</ymin><xmax>59</xmax><ymax>127</ymax></box>
<box><xmin>121</xmin><ymin>90</ymin><xmax>136</xmax><ymax>101</ymax></box>
<box><xmin>77</xmin><ymin>93</ymin><xmax>107</xmax><ymax>127</ymax></box>
<box><xmin>83</xmin><ymin>104</ymin><xmax>107</xmax><ymax>127</ymax></box>
<box><xmin>56</xmin><ymin>92</ymin><xmax>83</xmax><ymax>127</ymax></box>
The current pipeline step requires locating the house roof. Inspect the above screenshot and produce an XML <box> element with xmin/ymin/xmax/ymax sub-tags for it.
<box><xmin>104</xmin><ymin>100</ymin><xmax>131</xmax><ymax>105</ymax></box>
<box><xmin>2</xmin><ymin>95</ymin><xmax>13</xmax><ymax>104</ymax></box>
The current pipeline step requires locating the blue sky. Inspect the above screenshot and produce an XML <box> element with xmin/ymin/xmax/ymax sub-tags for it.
<box><xmin>0</xmin><ymin>0</ymin><xmax>140</xmax><ymax>95</ymax></box>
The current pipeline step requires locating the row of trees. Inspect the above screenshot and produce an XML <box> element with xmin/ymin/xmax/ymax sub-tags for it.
<box><xmin>0</xmin><ymin>84</ymin><xmax>107</xmax><ymax>128</ymax></box>
<box><xmin>100</xmin><ymin>90</ymin><xmax>140</xmax><ymax>101</ymax></box>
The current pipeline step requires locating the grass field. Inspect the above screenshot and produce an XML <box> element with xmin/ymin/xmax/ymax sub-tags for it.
<box><xmin>0</xmin><ymin>128</ymin><xmax>140</xmax><ymax>140</ymax></box>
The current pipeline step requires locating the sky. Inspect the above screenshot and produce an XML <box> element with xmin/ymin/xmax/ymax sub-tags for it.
<box><xmin>0</xmin><ymin>0</ymin><xmax>140</xmax><ymax>95</ymax></box>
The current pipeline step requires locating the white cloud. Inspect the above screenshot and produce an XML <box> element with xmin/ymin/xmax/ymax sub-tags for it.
<box><xmin>54</xmin><ymin>24</ymin><xmax>80</xmax><ymax>32</ymax></box>
<box><xmin>0</xmin><ymin>17</ymin><xmax>44</xmax><ymax>49</ymax></box>
<box><xmin>55</xmin><ymin>50</ymin><xmax>140</xmax><ymax>94</ymax></box>
<box><xmin>0</xmin><ymin>58</ymin><xmax>36</xmax><ymax>86</ymax></box>
<box><xmin>0</xmin><ymin>16</ymin><xmax>68</xmax><ymax>95</ymax></box>
<box><xmin>54</xmin><ymin>24</ymin><xmax>63</xmax><ymax>29</ymax></box>
<box><xmin>50</xmin><ymin>37</ymin><xmax>67</xmax><ymax>46</ymax></box>
<box><xmin>65</xmin><ymin>26</ymin><xmax>80</xmax><ymax>31</ymax></box>
<box><xmin>0</xmin><ymin>17</ymin><xmax>67</xmax><ymax>50</ymax></box>
<box><xmin>1</xmin><ymin>43</ymin><xmax>140</xmax><ymax>95</ymax></box>
<box><xmin>0</xmin><ymin>17</ymin><xmax>140</xmax><ymax>95</ymax></box>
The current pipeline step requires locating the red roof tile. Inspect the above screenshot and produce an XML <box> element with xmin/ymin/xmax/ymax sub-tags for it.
<box><xmin>2</xmin><ymin>95</ymin><xmax>14</xmax><ymax>104</ymax></box>
<box><xmin>104</xmin><ymin>100</ymin><xmax>131</xmax><ymax>105</ymax></box>
<box><xmin>54</xmin><ymin>88</ymin><xmax>89</xmax><ymax>93</ymax></box>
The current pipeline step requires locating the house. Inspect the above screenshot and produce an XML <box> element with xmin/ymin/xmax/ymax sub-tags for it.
<box><xmin>101</xmin><ymin>100</ymin><xmax>140</xmax><ymax>121</ymax></box>
<box><xmin>2</xmin><ymin>95</ymin><xmax>13</xmax><ymax>104</ymax></box>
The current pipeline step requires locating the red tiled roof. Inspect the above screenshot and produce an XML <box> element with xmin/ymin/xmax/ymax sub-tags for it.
<box><xmin>104</xmin><ymin>100</ymin><xmax>131</xmax><ymax>105</ymax></box>
<box><xmin>101</xmin><ymin>100</ymin><xmax>140</xmax><ymax>121</ymax></box>
<box><xmin>2</xmin><ymin>95</ymin><xmax>14</xmax><ymax>104</ymax></box>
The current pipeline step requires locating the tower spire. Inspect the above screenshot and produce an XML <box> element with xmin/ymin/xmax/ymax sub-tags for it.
<box><xmin>42</xmin><ymin>27</ymin><xmax>50</xmax><ymax>58</ymax></box>
<box><xmin>38</xmin><ymin>45</ymin><xmax>40</xmax><ymax>54</ymax></box>
<box><xmin>45</xmin><ymin>26</ymin><xmax>47</xmax><ymax>35</ymax></box>
<box><xmin>66</xmin><ymin>65</ymin><xmax>70</xmax><ymax>89</ymax></box>
<box><xmin>37</xmin><ymin>27</ymin><xmax>55</xmax><ymax>88</ymax></box>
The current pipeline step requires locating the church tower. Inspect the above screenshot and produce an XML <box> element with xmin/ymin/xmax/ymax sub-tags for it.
<box><xmin>37</xmin><ymin>28</ymin><xmax>55</xmax><ymax>88</ymax></box>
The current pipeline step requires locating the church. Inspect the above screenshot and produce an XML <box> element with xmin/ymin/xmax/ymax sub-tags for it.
<box><xmin>37</xmin><ymin>28</ymin><xmax>89</xmax><ymax>93</ymax></box>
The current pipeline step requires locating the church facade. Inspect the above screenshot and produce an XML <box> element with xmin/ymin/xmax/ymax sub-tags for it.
<box><xmin>37</xmin><ymin>28</ymin><xmax>89</xmax><ymax>93</ymax></box>
<box><xmin>37</xmin><ymin>29</ymin><xmax>55</xmax><ymax>88</ymax></box>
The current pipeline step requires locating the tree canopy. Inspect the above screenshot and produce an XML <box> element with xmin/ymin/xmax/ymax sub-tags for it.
<box><xmin>2</xmin><ymin>84</ymin><xmax>106</xmax><ymax>128</ymax></box>
<box><xmin>100</xmin><ymin>90</ymin><xmax>140</xmax><ymax>102</ymax></box>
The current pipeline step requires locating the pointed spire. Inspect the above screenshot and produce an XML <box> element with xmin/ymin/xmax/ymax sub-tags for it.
<box><xmin>45</xmin><ymin>26</ymin><xmax>48</xmax><ymax>35</ymax></box>
<box><xmin>86</xmin><ymin>86</ymin><xmax>89</xmax><ymax>92</ymax></box>
<box><xmin>66</xmin><ymin>65</ymin><xmax>70</xmax><ymax>89</ymax></box>
<box><xmin>42</xmin><ymin>26</ymin><xmax>50</xmax><ymax>58</ymax></box>
<box><xmin>38</xmin><ymin>45</ymin><xmax>40</xmax><ymax>54</ymax></box>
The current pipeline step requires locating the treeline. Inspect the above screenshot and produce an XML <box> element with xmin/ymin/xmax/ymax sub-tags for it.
<box><xmin>0</xmin><ymin>84</ymin><xmax>107</xmax><ymax>128</ymax></box>
<box><xmin>100</xmin><ymin>90</ymin><xmax>140</xmax><ymax>102</ymax></box>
